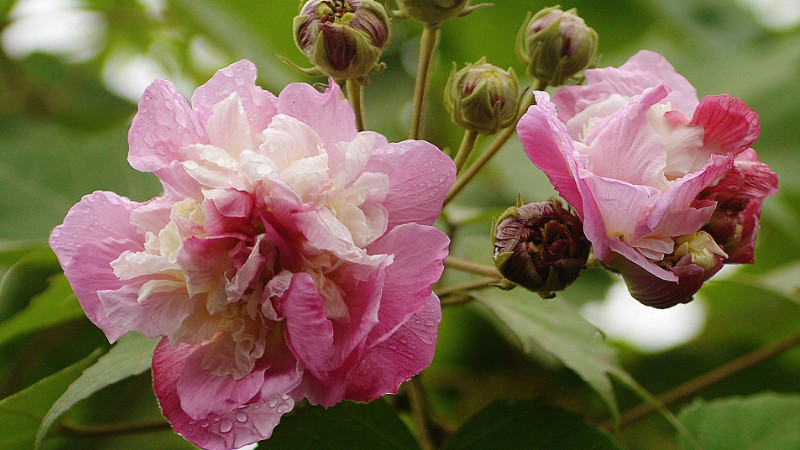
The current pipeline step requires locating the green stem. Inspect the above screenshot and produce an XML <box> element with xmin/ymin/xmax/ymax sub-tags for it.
<box><xmin>346</xmin><ymin>79</ymin><xmax>367</xmax><ymax>132</ymax></box>
<box><xmin>444</xmin><ymin>256</ymin><xmax>500</xmax><ymax>277</ymax></box>
<box><xmin>444</xmin><ymin>81</ymin><xmax>545</xmax><ymax>206</ymax></box>
<box><xmin>600</xmin><ymin>329</ymin><xmax>800</xmax><ymax>432</ymax></box>
<box><xmin>407</xmin><ymin>376</ymin><xmax>436</xmax><ymax>450</ymax></box>
<box><xmin>452</xmin><ymin>129</ymin><xmax>479</xmax><ymax>174</ymax></box>
<box><xmin>436</xmin><ymin>276</ymin><xmax>501</xmax><ymax>298</ymax></box>
<box><xmin>58</xmin><ymin>419</ymin><xmax>171</xmax><ymax>438</ymax></box>
<box><xmin>409</xmin><ymin>23</ymin><xmax>442</xmax><ymax>140</ymax></box>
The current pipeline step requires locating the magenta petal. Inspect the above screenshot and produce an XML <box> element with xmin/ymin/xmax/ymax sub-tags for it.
<box><xmin>277</xmin><ymin>79</ymin><xmax>357</xmax><ymax>148</ymax></box>
<box><xmin>518</xmin><ymin>91</ymin><xmax>585</xmax><ymax>216</ymax></box>
<box><xmin>128</xmin><ymin>80</ymin><xmax>206</xmax><ymax>173</ymax></box>
<box><xmin>176</xmin><ymin>345</ymin><xmax>266</xmax><ymax>419</ymax></box>
<box><xmin>153</xmin><ymin>339</ymin><xmax>293</xmax><ymax>450</ymax></box>
<box><xmin>365</xmin><ymin>223</ymin><xmax>448</xmax><ymax>346</ymax></box>
<box><xmin>280</xmin><ymin>272</ymin><xmax>334</xmax><ymax>379</ymax></box>
<box><xmin>344</xmin><ymin>292</ymin><xmax>441</xmax><ymax>402</ymax></box>
<box><xmin>191</xmin><ymin>60</ymin><xmax>278</xmax><ymax>135</ymax></box>
<box><xmin>363</xmin><ymin>139</ymin><xmax>455</xmax><ymax>229</ymax></box>
<box><xmin>691</xmin><ymin>94</ymin><xmax>760</xmax><ymax>156</ymax></box>
<box><xmin>613</xmin><ymin>253</ymin><xmax>720</xmax><ymax>308</ymax></box>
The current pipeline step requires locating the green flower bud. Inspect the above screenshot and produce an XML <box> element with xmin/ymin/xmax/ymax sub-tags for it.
<box><xmin>492</xmin><ymin>200</ymin><xmax>590</xmax><ymax>298</ymax></box>
<box><xmin>444</xmin><ymin>58</ymin><xmax>519</xmax><ymax>135</ymax></box>
<box><xmin>294</xmin><ymin>0</ymin><xmax>390</xmax><ymax>79</ymax></box>
<box><xmin>394</xmin><ymin>0</ymin><xmax>489</xmax><ymax>24</ymax></box>
<box><xmin>516</xmin><ymin>6</ymin><xmax>598</xmax><ymax>86</ymax></box>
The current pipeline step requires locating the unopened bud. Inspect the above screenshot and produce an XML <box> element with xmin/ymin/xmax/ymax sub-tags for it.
<box><xmin>492</xmin><ymin>200</ymin><xmax>590</xmax><ymax>298</ymax></box>
<box><xmin>516</xmin><ymin>6</ymin><xmax>598</xmax><ymax>86</ymax></box>
<box><xmin>445</xmin><ymin>58</ymin><xmax>519</xmax><ymax>135</ymax></box>
<box><xmin>294</xmin><ymin>0</ymin><xmax>390</xmax><ymax>79</ymax></box>
<box><xmin>394</xmin><ymin>0</ymin><xmax>484</xmax><ymax>24</ymax></box>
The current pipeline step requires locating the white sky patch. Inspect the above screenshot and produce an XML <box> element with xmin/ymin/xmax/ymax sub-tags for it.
<box><xmin>581</xmin><ymin>281</ymin><xmax>708</xmax><ymax>353</ymax></box>
<box><xmin>102</xmin><ymin>48</ymin><xmax>196</xmax><ymax>102</ymax></box>
<box><xmin>737</xmin><ymin>0</ymin><xmax>800</xmax><ymax>31</ymax></box>
<box><xmin>1</xmin><ymin>0</ymin><xmax>105</xmax><ymax>62</ymax></box>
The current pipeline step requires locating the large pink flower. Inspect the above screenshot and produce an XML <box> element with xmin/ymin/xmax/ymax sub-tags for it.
<box><xmin>50</xmin><ymin>60</ymin><xmax>455</xmax><ymax>449</ymax></box>
<box><xmin>518</xmin><ymin>50</ymin><xmax>777</xmax><ymax>308</ymax></box>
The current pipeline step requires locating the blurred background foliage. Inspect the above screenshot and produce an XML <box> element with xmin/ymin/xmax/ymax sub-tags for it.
<box><xmin>1</xmin><ymin>0</ymin><xmax>799</xmax><ymax>448</ymax></box>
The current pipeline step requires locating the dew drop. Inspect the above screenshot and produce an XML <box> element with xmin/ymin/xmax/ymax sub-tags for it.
<box><xmin>268</xmin><ymin>397</ymin><xmax>279</xmax><ymax>408</ymax></box>
<box><xmin>219</xmin><ymin>418</ymin><xmax>234</xmax><ymax>433</ymax></box>
<box><xmin>235</xmin><ymin>411</ymin><xmax>248</xmax><ymax>423</ymax></box>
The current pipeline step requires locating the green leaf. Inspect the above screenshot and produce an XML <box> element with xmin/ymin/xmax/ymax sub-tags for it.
<box><xmin>472</xmin><ymin>289</ymin><xmax>627</xmax><ymax>421</ymax></box>
<box><xmin>0</xmin><ymin>116</ymin><xmax>160</xmax><ymax>241</ymax></box>
<box><xmin>0</xmin><ymin>273</ymin><xmax>84</xmax><ymax>348</ymax></box>
<box><xmin>443</xmin><ymin>399</ymin><xmax>620</xmax><ymax>449</ymax></box>
<box><xmin>0</xmin><ymin>349</ymin><xmax>102</xmax><ymax>449</ymax></box>
<box><xmin>262</xmin><ymin>399</ymin><xmax>420</xmax><ymax>450</ymax></box>
<box><xmin>679</xmin><ymin>393</ymin><xmax>800</xmax><ymax>450</ymax></box>
<box><xmin>0</xmin><ymin>246</ymin><xmax>62</xmax><ymax>321</ymax></box>
<box><xmin>35</xmin><ymin>332</ymin><xmax>158</xmax><ymax>448</ymax></box>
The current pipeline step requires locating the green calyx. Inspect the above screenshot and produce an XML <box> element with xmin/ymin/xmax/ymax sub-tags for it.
<box><xmin>445</xmin><ymin>57</ymin><xmax>519</xmax><ymax>135</ymax></box>
<box><xmin>394</xmin><ymin>0</ymin><xmax>492</xmax><ymax>24</ymax></box>
<box><xmin>516</xmin><ymin>6</ymin><xmax>598</xmax><ymax>86</ymax></box>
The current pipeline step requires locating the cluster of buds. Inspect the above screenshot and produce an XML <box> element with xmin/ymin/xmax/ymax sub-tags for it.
<box><xmin>293</xmin><ymin>0</ymin><xmax>390</xmax><ymax>79</ymax></box>
<box><xmin>394</xmin><ymin>0</ymin><xmax>489</xmax><ymax>24</ymax></box>
<box><xmin>492</xmin><ymin>200</ymin><xmax>591</xmax><ymax>299</ymax></box>
<box><xmin>516</xmin><ymin>6</ymin><xmax>598</xmax><ymax>86</ymax></box>
<box><xmin>445</xmin><ymin>58</ymin><xmax>519</xmax><ymax>135</ymax></box>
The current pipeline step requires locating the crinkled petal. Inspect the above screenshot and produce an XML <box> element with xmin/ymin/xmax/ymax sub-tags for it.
<box><xmin>99</xmin><ymin>281</ymin><xmax>195</xmax><ymax>339</ymax></box>
<box><xmin>191</xmin><ymin>60</ymin><xmax>278</xmax><ymax>136</ymax></box>
<box><xmin>344</xmin><ymin>291</ymin><xmax>441</xmax><ymax>402</ymax></box>
<box><xmin>365</xmin><ymin>223</ymin><xmax>448</xmax><ymax>346</ymax></box>
<box><xmin>277</xmin><ymin>79</ymin><xmax>357</xmax><ymax>148</ymax></box>
<box><xmin>518</xmin><ymin>91</ymin><xmax>585</xmax><ymax>216</ymax></box>
<box><xmin>153</xmin><ymin>339</ymin><xmax>293</xmax><ymax>450</ymax></box>
<box><xmin>691</xmin><ymin>94</ymin><xmax>760</xmax><ymax>156</ymax></box>
<box><xmin>280</xmin><ymin>272</ymin><xmax>334</xmax><ymax>380</ymax></box>
<box><xmin>128</xmin><ymin>80</ymin><xmax>206</xmax><ymax>173</ymax></box>
<box><xmin>585</xmin><ymin>85</ymin><xmax>669</xmax><ymax>187</ymax></box>
<box><xmin>363</xmin><ymin>139</ymin><xmax>455</xmax><ymax>230</ymax></box>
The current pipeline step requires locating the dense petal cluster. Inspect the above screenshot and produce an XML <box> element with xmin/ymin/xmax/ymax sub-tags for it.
<box><xmin>518</xmin><ymin>50</ymin><xmax>777</xmax><ymax>308</ymax></box>
<box><xmin>50</xmin><ymin>61</ymin><xmax>455</xmax><ymax>449</ymax></box>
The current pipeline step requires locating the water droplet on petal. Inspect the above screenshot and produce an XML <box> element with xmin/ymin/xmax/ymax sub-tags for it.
<box><xmin>219</xmin><ymin>418</ymin><xmax>234</xmax><ymax>433</ymax></box>
<box><xmin>235</xmin><ymin>411</ymin><xmax>248</xmax><ymax>423</ymax></box>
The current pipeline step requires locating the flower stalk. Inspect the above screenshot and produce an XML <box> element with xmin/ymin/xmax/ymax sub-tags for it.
<box><xmin>444</xmin><ymin>84</ymin><xmax>541</xmax><ymax>205</ymax></box>
<box><xmin>346</xmin><ymin>78</ymin><xmax>367</xmax><ymax>131</ymax></box>
<box><xmin>409</xmin><ymin>23</ymin><xmax>441</xmax><ymax>139</ymax></box>
<box><xmin>452</xmin><ymin>129</ymin><xmax>479</xmax><ymax>173</ymax></box>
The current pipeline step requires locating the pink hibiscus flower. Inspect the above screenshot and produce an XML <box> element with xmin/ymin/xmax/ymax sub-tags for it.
<box><xmin>50</xmin><ymin>60</ymin><xmax>455</xmax><ymax>449</ymax></box>
<box><xmin>518</xmin><ymin>50</ymin><xmax>777</xmax><ymax>308</ymax></box>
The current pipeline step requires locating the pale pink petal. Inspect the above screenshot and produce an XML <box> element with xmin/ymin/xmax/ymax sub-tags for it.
<box><xmin>277</xmin><ymin>80</ymin><xmax>357</xmax><ymax>148</ymax></box>
<box><xmin>643</xmin><ymin>154</ymin><xmax>734</xmax><ymax>237</ymax></box>
<box><xmin>99</xmin><ymin>281</ymin><xmax>195</xmax><ymax>339</ymax></box>
<box><xmin>691</xmin><ymin>94</ymin><xmax>760</xmax><ymax>156</ymax></box>
<box><xmin>580</xmin><ymin>174</ymin><xmax>660</xmax><ymax>246</ymax></box>
<box><xmin>191</xmin><ymin>60</ymin><xmax>278</xmax><ymax>135</ymax></box>
<box><xmin>344</xmin><ymin>292</ymin><xmax>441</xmax><ymax>402</ymax></box>
<box><xmin>153</xmin><ymin>339</ymin><xmax>293</xmax><ymax>450</ymax></box>
<box><xmin>50</xmin><ymin>191</ymin><xmax>142</xmax><ymax>267</ymax></box>
<box><xmin>585</xmin><ymin>85</ymin><xmax>669</xmax><ymax>187</ymax></box>
<box><xmin>363</xmin><ymin>139</ymin><xmax>455</xmax><ymax>229</ymax></box>
<box><xmin>259</xmin><ymin>114</ymin><xmax>324</xmax><ymax>173</ymax></box>
<box><xmin>518</xmin><ymin>91</ymin><xmax>585</xmax><ymax>216</ymax></box>
<box><xmin>179</xmin><ymin>236</ymin><xmax>238</xmax><ymax>298</ymax></box>
<box><xmin>554</xmin><ymin>50</ymin><xmax>699</xmax><ymax>122</ymax></box>
<box><xmin>49</xmin><ymin>191</ymin><xmax>145</xmax><ymax>342</ymax></box>
<box><xmin>128</xmin><ymin>80</ymin><xmax>206</xmax><ymax>173</ymax></box>
<box><xmin>365</xmin><ymin>223</ymin><xmax>448</xmax><ymax>346</ymax></box>
<box><xmin>202</xmin><ymin>189</ymin><xmax>255</xmax><ymax>236</ymax></box>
